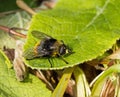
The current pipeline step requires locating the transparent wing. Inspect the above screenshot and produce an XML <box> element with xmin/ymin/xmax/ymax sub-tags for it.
<box><xmin>31</xmin><ymin>31</ymin><xmax>53</xmax><ymax>39</ymax></box>
<box><xmin>23</xmin><ymin>47</ymin><xmax>48</xmax><ymax>60</ymax></box>
<box><xmin>23</xmin><ymin>48</ymin><xmax>38</xmax><ymax>60</ymax></box>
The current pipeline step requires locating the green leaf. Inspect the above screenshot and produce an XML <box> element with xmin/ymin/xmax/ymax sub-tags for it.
<box><xmin>51</xmin><ymin>67</ymin><xmax>74</xmax><ymax>97</ymax></box>
<box><xmin>24</xmin><ymin>0</ymin><xmax>120</xmax><ymax>69</ymax></box>
<box><xmin>0</xmin><ymin>50</ymin><xmax>51</xmax><ymax>97</ymax></box>
<box><xmin>74</xmin><ymin>67</ymin><xmax>91</xmax><ymax>97</ymax></box>
<box><xmin>118</xmin><ymin>86</ymin><xmax>120</xmax><ymax>97</ymax></box>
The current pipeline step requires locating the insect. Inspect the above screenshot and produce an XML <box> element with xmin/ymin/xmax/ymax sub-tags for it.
<box><xmin>23</xmin><ymin>31</ymin><xmax>72</xmax><ymax>65</ymax></box>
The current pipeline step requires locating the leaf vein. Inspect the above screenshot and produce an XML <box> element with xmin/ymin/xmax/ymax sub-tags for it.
<box><xmin>82</xmin><ymin>0</ymin><xmax>110</xmax><ymax>31</ymax></box>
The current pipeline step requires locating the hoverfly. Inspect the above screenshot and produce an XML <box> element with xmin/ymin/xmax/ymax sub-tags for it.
<box><xmin>23</xmin><ymin>31</ymin><xmax>72</xmax><ymax>66</ymax></box>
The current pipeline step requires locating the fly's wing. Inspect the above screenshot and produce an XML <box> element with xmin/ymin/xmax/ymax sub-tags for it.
<box><xmin>31</xmin><ymin>31</ymin><xmax>53</xmax><ymax>39</ymax></box>
<box><xmin>23</xmin><ymin>48</ymin><xmax>36</xmax><ymax>59</ymax></box>
<box><xmin>23</xmin><ymin>47</ymin><xmax>43</xmax><ymax>60</ymax></box>
<box><xmin>23</xmin><ymin>47</ymin><xmax>49</xmax><ymax>59</ymax></box>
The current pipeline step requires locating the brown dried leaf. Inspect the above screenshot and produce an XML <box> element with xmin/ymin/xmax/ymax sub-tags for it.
<box><xmin>3</xmin><ymin>46</ymin><xmax>15</xmax><ymax>62</ymax></box>
<box><xmin>100</xmin><ymin>78</ymin><xmax>115</xmax><ymax>97</ymax></box>
<box><xmin>13</xmin><ymin>40</ymin><xmax>28</xmax><ymax>81</ymax></box>
<box><xmin>107</xmin><ymin>49</ymin><xmax>120</xmax><ymax>60</ymax></box>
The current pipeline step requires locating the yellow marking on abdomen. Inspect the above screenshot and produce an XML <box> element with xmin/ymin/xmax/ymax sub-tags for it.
<box><xmin>34</xmin><ymin>42</ymin><xmax>41</xmax><ymax>55</ymax></box>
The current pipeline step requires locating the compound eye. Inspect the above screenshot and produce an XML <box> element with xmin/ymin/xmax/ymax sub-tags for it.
<box><xmin>59</xmin><ymin>45</ymin><xmax>66</xmax><ymax>55</ymax></box>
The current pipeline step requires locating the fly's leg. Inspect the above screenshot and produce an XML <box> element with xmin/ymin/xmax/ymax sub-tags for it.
<box><xmin>48</xmin><ymin>58</ymin><xmax>54</xmax><ymax>67</ymax></box>
<box><xmin>60</xmin><ymin>57</ymin><xmax>69</xmax><ymax>64</ymax></box>
<box><xmin>57</xmin><ymin>54</ymin><xmax>69</xmax><ymax>64</ymax></box>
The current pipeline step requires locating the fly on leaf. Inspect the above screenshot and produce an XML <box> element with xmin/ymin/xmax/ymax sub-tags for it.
<box><xmin>23</xmin><ymin>31</ymin><xmax>72</xmax><ymax>65</ymax></box>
